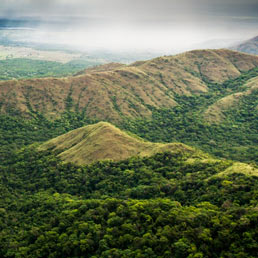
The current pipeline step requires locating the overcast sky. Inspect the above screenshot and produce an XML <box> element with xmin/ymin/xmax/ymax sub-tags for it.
<box><xmin>0</xmin><ymin>0</ymin><xmax>258</xmax><ymax>52</ymax></box>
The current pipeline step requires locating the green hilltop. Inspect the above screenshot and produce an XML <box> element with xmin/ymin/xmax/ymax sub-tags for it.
<box><xmin>38</xmin><ymin>122</ymin><xmax>258</xmax><ymax>178</ymax></box>
<box><xmin>39</xmin><ymin>121</ymin><xmax>199</xmax><ymax>165</ymax></box>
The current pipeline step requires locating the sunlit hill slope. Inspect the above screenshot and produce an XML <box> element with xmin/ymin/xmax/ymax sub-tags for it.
<box><xmin>39</xmin><ymin>121</ymin><xmax>197</xmax><ymax>165</ymax></box>
<box><xmin>1</xmin><ymin>49</ymin><xmax>257</xmax><ymax>122</ymax></box>
<box><xmin>38</xmin><ymin>121</ymin><xmax>258</xmax><ymax>178</ymax></box>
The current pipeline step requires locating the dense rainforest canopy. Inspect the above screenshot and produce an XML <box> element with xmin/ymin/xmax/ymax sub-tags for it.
<box><xmin>0</xmin><ymin>148</ymin><xmax>257</xmax><ymax>257</ymax></box>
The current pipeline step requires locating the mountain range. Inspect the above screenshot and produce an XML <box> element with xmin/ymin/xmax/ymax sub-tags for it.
<box><xmin>0</xmin><ymin>49</ymin><xmax>257</xmax><ymax>122</ymax></box>
<box><xmin>0</xmin><ymin>48</ymin><xmax>257</xmax><ymax>163</ymax></box>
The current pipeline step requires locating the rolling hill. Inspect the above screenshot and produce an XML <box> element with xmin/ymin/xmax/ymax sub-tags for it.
<box><xmin>0</xmin><ymin>49</ymin><xmax>258</xmax><ymax>122</ymax></box>
<box><xmin>38</xmin><ymin>122</ymin><xmax>258</xmax><ymax>178</ymax></box>
<box><xmin>0</xmin><ymin>48</ymin><xmax>257</xmax><ymax>163</ymax></box>
<box><xmin>39</xmin><ymin>121</ymin><xmax>198</xmax><ymax>165</ymax></box>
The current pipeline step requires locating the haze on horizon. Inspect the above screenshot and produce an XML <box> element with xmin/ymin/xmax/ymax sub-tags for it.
<box><xmin>0</xmin><ymin>0</ymin><xmax>258</xmax><ymax>53</ymax></box>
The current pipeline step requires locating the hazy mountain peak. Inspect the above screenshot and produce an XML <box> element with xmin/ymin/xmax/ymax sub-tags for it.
<box><xmin>231</xmin><ymin>35</ymin><xmax>258</xmax><ymax>55</ymax></box>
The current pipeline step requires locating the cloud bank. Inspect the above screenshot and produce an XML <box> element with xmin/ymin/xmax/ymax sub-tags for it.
<box><xmin>0</xmin><ymin>0</ymin><xmax>257</xmax><ymax>52</ymax></box>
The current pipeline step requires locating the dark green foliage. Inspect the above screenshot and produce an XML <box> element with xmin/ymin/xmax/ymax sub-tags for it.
<box><xmin>0</xmin><ymin>58</ymin><xmax>101</xmax><ymax>80</ymax></box>
<box><xmin>2</xmin><ymin>197</ymin><xmax>258</xmax><ymax>258</ymax></box>
<box><xmin>2</xmin><ymin>149</ymin><xmax>257</xmax><ymax>206</ymax></box>
<box><xmin>0</xmin><ymin>149</ymin><xmax>257</xmax><ymax>257</ymax></box>
<box><xmin>121</xmin><ymin>68</ymin><xmax>258</xmax><ymax>163</ymax></box>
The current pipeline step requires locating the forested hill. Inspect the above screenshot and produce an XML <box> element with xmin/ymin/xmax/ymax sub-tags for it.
<box><xmin>38</xmin><ymin>122</ymin><xmax>198</xmax><ymax>165</ymax></box>
<box><xmin>0</xmin><ymin>145</ymin><xmax>257</xmax><ymax>257</ymax></box>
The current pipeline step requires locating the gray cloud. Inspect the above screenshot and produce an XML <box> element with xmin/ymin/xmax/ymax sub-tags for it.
<box><xmin>0</xmin><ymin>0</ymin><xmax>257</xmax><ymax>52</ymax></box>
<box><xmin>1</xmin><ymin>0</ymin><xmax>257</xmax><ymax>19</ymax></box>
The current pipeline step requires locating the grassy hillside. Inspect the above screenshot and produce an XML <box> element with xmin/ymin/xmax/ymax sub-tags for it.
<box><xmin>121</xmin><ymin>69</ymin><xmax>258</xmax><ymax>163</ymax></box>
<box><xmin>75</xmin><ymin>62</ymin><xmax>125</xmax><ymax>75</ymax></box>
<box><xmin>0</xmin><ymin>49</ymin><xmax>257</xmax><ymax>163</ymax></box>
<box><xmin>39</xmin><ymin>122</ymin><xmax>198</xmax><ymax>165</ymax></box>
<box><xmin>0</xmin><ymin>49</ymin><xmax>257</xmax><ymax>121</ymax></box>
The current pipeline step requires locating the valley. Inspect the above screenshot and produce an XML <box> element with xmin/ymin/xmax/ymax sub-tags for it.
<box><xmin>0</xmin><ymin>45</ymin><xmax>82</xmax><ymax>63</ymax></box>
<box><xmin>0</xmin><ymin>43</ymin><xmax>257</xmax><ymax>258</ymax></box>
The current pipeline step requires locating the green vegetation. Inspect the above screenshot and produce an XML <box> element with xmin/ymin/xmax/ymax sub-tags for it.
<box><xmin>1</xmin><ymin>67</ymin><xmax>257</xmax><ymax>164</ymax></box>
<box><xmin>0</xmin><ymin>49</ymin><xmax>257</xmax><ymax>257</ymax></box>
<box><xmin>0</xmin><ymin>50</ymin><xmax>257</xmax><ymax>164</ymax></box>
<box><xmin>121</xmin><ymin>68</ymin><xmax>258</xmax><ymax>164</ymax></box>
<box><xmin>0</xmin><ymin>58</ymin><xmax>102</xmax><ymax>80</ymax></box>
<box><xmin>0</xmin><ymin>149</ymin><xmax>257</xmax><ymax>257</ymax></box>
<box><xmin>0</xmin><ymin>111</ymin><xmax>95</xmax><ymax>162</ymax></box>
<box><xmin>39</xmin><ymin>122</ymin><xmax>198</xmax><ymax>165</ymax></box>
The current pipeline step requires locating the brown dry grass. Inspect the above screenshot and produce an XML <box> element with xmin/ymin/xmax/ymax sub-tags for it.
<box><xmin>1</xmin><ymin>49</ymin><xmax>258</xmax><ymax>122</ymax></box>
<box><xmin>39</xmin><ymin>122</ymin><xmax>198</xmax><ymax>165</ymax></box>
<box><xmin>39</xmin><ymin>121</ymin><xmax>258</xmax><ymax>178</ymax></box>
